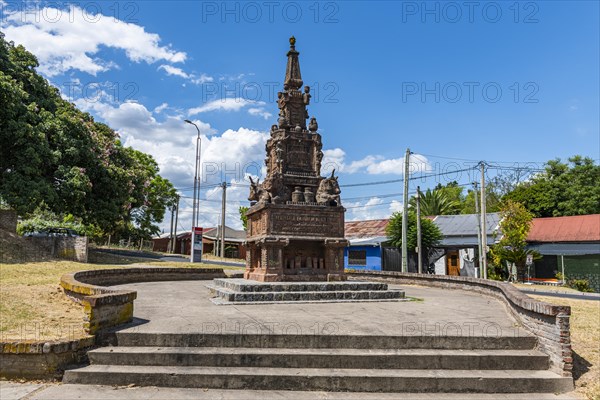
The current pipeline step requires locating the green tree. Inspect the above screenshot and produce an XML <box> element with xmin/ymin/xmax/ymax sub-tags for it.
<box><xmin>0</xmin><ymin>34</ymin><xmax>176</xmax><ymax>240</ymax></box>
<box><xmin>490</xmin><ymin>200</ymin><xmax>540</xmax><ymax>282</ymax></box>
<box><xmin>503</xmin><ymin>156</ymin><xmax>600</xmax><ymax>217</ymax></box>
<box><xmin>239</xmin><ymin>206</ymin><xmax>249</xmax><ymax>231</ymax></box>
<box><xmin>386</xmin><ymin>211</ymin><xmax>443</xmax><ymax>267</ymax></box>
<box><xmin>409</xmin><ymin>188</ymin><xmax>460</xmax><ymax>216</ymax></box>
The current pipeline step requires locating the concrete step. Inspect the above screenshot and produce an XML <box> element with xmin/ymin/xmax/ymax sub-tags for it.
<box><xmin>63</xmin><ymin>365</ymin><xmax>573</xmax><ymax>393</ymax></box>
<box><xmin>209</xmin><ymin>285</ymin><xmax>405</xmax><ymax>302</ymax></box>
<box><xmin>211</xmin><ymin>278</ymin><xmax>390</xmax><ymax>292</ymax></box>
<box><xmin>116</xmin><ymin>333</ymin><xmax>538</xmax><ymax>350</ymax></box>
<box><xmin>88</xmin><ymin>347</ymin><xmax>549</xmax><ymax>370</ymax></box>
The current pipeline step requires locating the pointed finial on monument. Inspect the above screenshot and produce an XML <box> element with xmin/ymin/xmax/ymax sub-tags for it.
<box><xmin>284</xmin><ymin>36</ymin><xmax>303</xmax><ymax>90</ymax></box>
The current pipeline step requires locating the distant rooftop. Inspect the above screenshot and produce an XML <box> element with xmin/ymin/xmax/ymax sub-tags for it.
<box><xmin>345</xmin><ymin>219</ymin><xmax>389</xmax><ymax>238</ymax></box>
<box><xmin>528</xmin><ymin>214</ymin><xmax>600</xmax><ymax>243</ymax></box>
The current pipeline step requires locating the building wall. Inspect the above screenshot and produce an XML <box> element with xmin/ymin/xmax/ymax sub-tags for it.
<box><xmin>344</xmin><ymin>245</ymin><xmax>382</xmax><ymax>271</ymax></box>
<box><xmin>564</xmin><ymin>254</ymin><xmax>600</xmax><ymax>293</ymax></box>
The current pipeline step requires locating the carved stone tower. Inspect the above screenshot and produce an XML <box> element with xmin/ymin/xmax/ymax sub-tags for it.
<box><xmin>244</xmin><ymin>37</ymin><xmax>347</xmax><ymax>282</ymax></box>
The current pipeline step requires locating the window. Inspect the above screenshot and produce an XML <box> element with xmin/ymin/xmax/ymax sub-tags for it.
<box><xmin>450</xmin><ymin>255</ymin><xmax>458</xmax><ymax>267</ymax></box>
<box><xmin>348</xmin><ymin>250</ymin><xmax>367</xmax><ymax>266</ymax></box>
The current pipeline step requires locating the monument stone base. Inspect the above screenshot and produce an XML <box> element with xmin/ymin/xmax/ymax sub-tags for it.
<box><xmin>207</xmin><ymin>278</ymin><xmax>405</xmax><ymax>304</ymax></box>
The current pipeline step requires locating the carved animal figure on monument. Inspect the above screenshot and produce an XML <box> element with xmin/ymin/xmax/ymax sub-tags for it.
<box><xmin>263</xmin><ymin>173</ymin><xmax>289</xmax><ymax>204</ymax></box>
<box><xmin>248</xmin><ymin>177</ymin><xmax>270</xmax><ymax>204</ymax></box>
<box><xmin>316</xmin><ymin>169</ymin><xmax>342</xmax><ymax>206</ymax></box>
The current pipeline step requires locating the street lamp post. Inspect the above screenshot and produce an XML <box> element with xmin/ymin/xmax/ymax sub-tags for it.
<box><xmin>185</xmin><ymin>119</ymin><xmax>201</xmax><ymax>262</ymax></box>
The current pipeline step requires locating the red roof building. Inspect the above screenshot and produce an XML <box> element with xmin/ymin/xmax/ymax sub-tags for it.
<box><xmin>528</xmin><ymin>214</ymin><xmax>600</xmax><ymax>242</ymax></box>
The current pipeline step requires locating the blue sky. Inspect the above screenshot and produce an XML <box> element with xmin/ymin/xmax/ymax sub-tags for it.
<box><xmin>1</xmin><ymin>1</ymin><xmax>599</xmax><ymax>231</ymax></box>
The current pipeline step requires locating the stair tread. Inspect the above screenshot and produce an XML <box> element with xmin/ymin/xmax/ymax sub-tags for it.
<box><xmin>89</xmin><ymin>346</ymin><xmax>546</xmax><ymax>357</ymax></box>
<box><xmin>68</xmin><ymin>365</ymin><xmax>567</xmax><ymax>379</ymax></box>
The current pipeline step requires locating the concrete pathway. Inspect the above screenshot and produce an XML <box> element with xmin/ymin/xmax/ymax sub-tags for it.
<box><xmin>0</xmin><ymin>382</ymin><xmax>582</xmax><ymax>400</ymax></box>
<box><xmin>116</xmin><ymin>281</ymin><xmax>528</xmax><ymax>337</ymax></box>
<box><xmin>3</xmin><ymin>281</ymin><xmax>582</xmax><ymax>399</ymax></box>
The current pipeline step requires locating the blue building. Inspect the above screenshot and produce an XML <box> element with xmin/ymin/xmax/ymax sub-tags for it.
<box><xmin>344</xmin><ymin>219</ymin><xmax>389</xmax><ymax>271</ymax></box>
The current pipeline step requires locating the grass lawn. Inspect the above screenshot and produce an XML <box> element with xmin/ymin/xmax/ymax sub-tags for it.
<box><xmin>531</xmin><ymin>295</ymin><xmax>600</xmax><ymax>400</ymax></box>
<box><xmin>0</xmin><ymin>251</ymin><xmax>241</xmax><ymax>342</ymax></box>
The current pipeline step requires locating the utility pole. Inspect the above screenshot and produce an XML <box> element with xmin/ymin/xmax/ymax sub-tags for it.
<box><xmin>480</xmin><ymin>162</ymin><xmax>488</xmax><ymax>279</ymax></box>
<box><xmin>473</xmin><ymin>182</ymin><xmax>483</xmax><ymax>278</ymax></box>
<box><xmin>416</xmin><ymin>186</ymin><xmax>423</xmax><ymax>274</ymax></box>
<box><xmin>168</xmin><ymin>204</ymin><xmax>175</xmax><ymax>253</ymax></box>
<box><xmin>401</xmin><ymin>148</ymin><xmax>411</xmax><ymax>273</ymax></box>
<box><xmin>173</xmin><ymin>195</ymin><xmax>179</xmax><ymax>254</ymax></box>
<box><xmin>220</xmin><ymin>182</ymin><xmax>227</xmax><ymax>260</ymax></box>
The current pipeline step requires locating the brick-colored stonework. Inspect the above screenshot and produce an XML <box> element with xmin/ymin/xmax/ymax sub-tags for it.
<box><xmin>0</xmin><ymin>337</ymin><xmax>94</xmax><ymax>379</ymax></box>
<box><xmin>349</xmin><ymin>270</ymin><xmax>573</xmax><ymax>377</ymax></box>
<box><xmin>244</xmin><ymin>37</ymin><xmax>347</xmax><ymax>282</ymax></box>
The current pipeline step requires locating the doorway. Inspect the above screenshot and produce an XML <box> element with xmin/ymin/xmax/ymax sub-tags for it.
<box><xmin>446</xmin><ymin>250</ymin><xmax>460</xmax><ymax>276</ymax></box>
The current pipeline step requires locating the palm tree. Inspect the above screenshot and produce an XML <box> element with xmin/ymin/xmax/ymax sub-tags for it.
<box><xmin>409</xmin><ymin>189</ymin><xmax>460</xmax><ymax>216</ymax></box>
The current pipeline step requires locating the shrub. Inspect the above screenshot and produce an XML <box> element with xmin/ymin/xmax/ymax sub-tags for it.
<box><xmin>566</xmin><ymin>279</ymin><xmax>594</xmax><ymax>293</ymax></box>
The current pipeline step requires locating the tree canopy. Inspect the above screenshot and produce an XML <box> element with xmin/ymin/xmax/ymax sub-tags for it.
<box><xmin>0</xmin><ymin>33</ymin><xmax>176</xmax><ymax>240</ymax></box>
<box><xmin>503</xmin><ymin>156</ymin><xmax>600</xmax><ymax>217</ymax></box>
<box><xmin>386</xmin><ymin>211</ymin><xmax>443</xmax><ymax>256</ymax></box>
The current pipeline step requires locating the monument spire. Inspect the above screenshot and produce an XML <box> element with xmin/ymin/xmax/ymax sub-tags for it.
<box><xmin>284</xmin><ymin>36</ymin><xmax>303</xmax><ymax>90</ymax></box>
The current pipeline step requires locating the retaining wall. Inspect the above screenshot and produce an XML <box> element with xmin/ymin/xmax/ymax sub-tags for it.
<box><xmin>0</xmin><ymin>337</ymin><xmax>95</xmax><ymax>380</ymax></box>
<box><xmin>1</xmin><ymin>267</ymin><xmax>226</xmax><ymax>380</ymax></box>
<box><xmin>26</xmin><ymin>236</ymin><xmax>88</xmax><ymax>262</ymax></box>
<box><xmin>349</xmin><ymin>270</ymin><xmax>573</xmax><ymax>377</ymax></box>
<box><xmin>0</xmin><ymin>209</ymin><xmax>17</xmax><ymax>232</ymax></box>
<box><xmin>60</xmin><ymin>267</ymin><xmax>227</xmax><ymax>335</ymax></box>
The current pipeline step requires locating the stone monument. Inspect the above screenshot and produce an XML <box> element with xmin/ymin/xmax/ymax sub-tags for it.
<box><xmin>244</xmin><ymin>37</ymin><xmax>348</xmax><ymax>282</ymax></box>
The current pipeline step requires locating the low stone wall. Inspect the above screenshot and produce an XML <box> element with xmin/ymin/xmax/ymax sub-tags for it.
<box><xmin>0</xmin><ymin>336</ymin><xmax>94</xmax><ymax>380</ymax></box>
<box><xmin>0</xmin><ymin>209</ymin><xmax>17</xmax><ymax>232</ymax></box>
<box><xmin>1</xmin><ymin>268</ymin><xmax>225</xmax><ymax>380</ymax></box>
<box><xmin>60</xmin><ymin>267</ymin><xmax>227</xmax><ymax>335</ymax></box>
<box><xmin>349</xmin><ymin>271</ymin><xmax>573</xmax><ymax>377</ymax></box>
<box><xmin>25</xmin><ymin>236</ymin><xmax>88</xmax><ymax>262</ymax></box>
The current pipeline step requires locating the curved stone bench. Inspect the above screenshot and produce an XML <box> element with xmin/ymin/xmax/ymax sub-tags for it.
<box><xmin>60</xmin><ymin>267</ymin><xmax>227</xmax><ymax>335</ymax></box>
<box><xmin>348</xmin><ymin>270</ymin><xmax>572</xmax><ymax>377</ymax></box>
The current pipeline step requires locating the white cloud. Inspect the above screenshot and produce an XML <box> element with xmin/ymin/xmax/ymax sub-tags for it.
<box><xmin>2</xmin><ymin>5</ymin><xmax>186</xmax><ymax>76</ymax></box>
<box><xmin>188</xmin><ymin>98</ymin><xmax>266</xmax><ymax>115</ymax></box>
<box><xmin>366</xmin><ymin>153</ymin><xmax>431</xmax><ymax>175</ymax></box>
<box><xmin>344</xmin><ymin>197</ymin><xmax>405</xmax><ymax>222</ymax></box>
<box><xmin>321</xmin><ymin>149</ymin><xmax>432</xmax><ymax>176</ymax></box>
<box><xmin>322</xmin><ymin>148</ymin><xmax>346</xmax><ymax>175</ymax></box>
<box><xmin>154</xmin><ymin>102</ymin><xmax>169</xmax><ymax>114</ymax></box>
<box><xmin>345</xmin><ymin>155</ymin><xmax>385</xmax><ymax>174</ymax></box>
<box><xmin>73</xmin><ymin>96</ymin><xmax>268</xmax><ymax>231</ymax></box>
<box><xmin>158</xmin><ymin>64</ymin><xmax>190</xmax><ymax>79</ymax></box>
<box><xmin>191</xmin><ymin>73</ymin><xmax>214</xmax><ymax>85</ymax></box>
<box><xmin>247</xmin><ymin>107</ymin><xmax>272</xmax><ymax>120</ymax></box>
<box><xmin>158</xmin><ymin>65</ymin><xmax>214</xmax><ymax>85</ymax></box>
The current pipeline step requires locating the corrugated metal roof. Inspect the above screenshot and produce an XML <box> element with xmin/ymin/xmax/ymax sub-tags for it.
<box><xmin>348</xmin><ymin>236</ymin><xmax>389</xmax><ymax>246</ymax></box>
<box><xmin>203</xmin><ymin>225</ymin><xmax>247</xmax><ymax>242</ymax></box>
<box><xmin>528</xmin><ymin>214</ymin><xmax>600</xmax><ymax>243</ymax></box>
<box><xmin>345</xmin><ymin>219</ymin><xmax>389</xmax><ymax>238</ymax></box>
<box><xmin>432</xmin><ymin>213</ymin><xmax>501</xmax><ymax>237</ymax></box>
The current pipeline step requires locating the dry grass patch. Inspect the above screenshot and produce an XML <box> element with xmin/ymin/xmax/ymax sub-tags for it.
<box><xmin>0</xmin><ymin>257</ymin><xmax>227</xmax><ymax>342</ymax></box>
<box><xmin>512</xmin><ymin>283</ymin><xmax>586</xmax><ymax>295</ymax></box>
<box><xmin>532</xmin><ymin>295</ymin><xmax>600</xmax><ymax>400</ymax></box>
